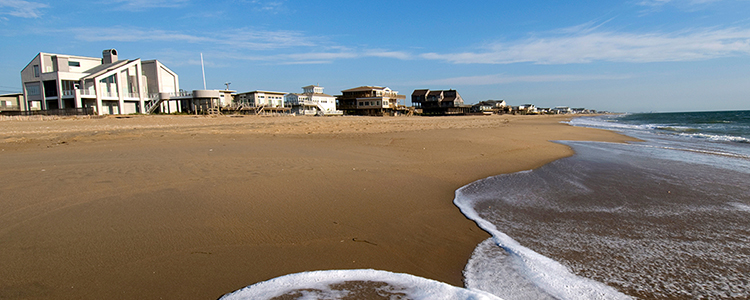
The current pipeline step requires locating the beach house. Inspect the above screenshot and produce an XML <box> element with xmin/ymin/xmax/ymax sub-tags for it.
<box><xmin>411</xmin><ymin>89</ymin><xmax>469</xmax><ymax>115</ymax></box>
<box><xmin>512</xmin><ymin>104</ymin><xmax>537</xmax><ymax>115</ymax></box>
<box><xmin>552</xmin><ymin>106</ymin><xmax>572</xmax><ymax>114</ymax></box>
<box><xmin>471</xmin><ymin>100</ymin><xmax>509</xmax><ymax>114</ymax></box>
<box><xmin>235</xmin><ymin>91</ymin><xmax>286</xmax><ymax>108</ymax></box>
<box><xmin>285</xmin><ymin>85</ymin><xmax>342</xmax><ymax>116</ymax></box>
<box><xmin>20</xmin><ymin>49</ymin><xmax>182</xmax><ymax>115</ymax></box>
<box><xmin>335</xmin><ymin>86</ymin><xmax>407</xmax><ymax>116</ymax></box>
<box><xmin>0</xmin><ymin>93</ymin><xmax>26</xmax><ymax>114</ymax></box>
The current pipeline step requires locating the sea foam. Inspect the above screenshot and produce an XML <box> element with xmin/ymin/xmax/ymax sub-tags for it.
<box><xmin>219</xmin><ymin>269</ymin><xmax>503</xmax><ymax>300</ymax></box>
<box><xmin>455</xmin><ymin>180</ymin><xmax>632</xmax><ymax>300</ymax></box>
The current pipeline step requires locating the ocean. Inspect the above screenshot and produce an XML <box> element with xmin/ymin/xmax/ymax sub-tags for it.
<box><xmin>222</xmin><ymin>110</ymin><xmax>750</xmax><ymax>300</ymax></box>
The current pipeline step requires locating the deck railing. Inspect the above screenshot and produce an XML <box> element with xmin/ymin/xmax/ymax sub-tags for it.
<box><xmin>1</xmin><ymin>107</ymin><xmax>95</xmax><ymax>116</ymax></box>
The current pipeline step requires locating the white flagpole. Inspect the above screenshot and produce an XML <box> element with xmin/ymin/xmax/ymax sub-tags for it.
<box><xmin>200</xmin><ymin>53</ymin><xmax>207</xmax><ymax>90</ymax></box>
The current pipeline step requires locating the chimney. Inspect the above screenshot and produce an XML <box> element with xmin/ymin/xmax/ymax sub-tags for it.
<box><xmin>102</xmin><ymin>49</ymin><xmax>118</xmax><ymax>64</ymax></box>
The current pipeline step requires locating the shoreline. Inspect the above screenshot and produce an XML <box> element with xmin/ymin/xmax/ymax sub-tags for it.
<box><xmin>0</xmin><ymin>114</ymin><xmax>638</xmax><ymax>299</ymax></box>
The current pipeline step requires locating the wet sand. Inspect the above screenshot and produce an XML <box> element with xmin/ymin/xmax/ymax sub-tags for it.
<box><xmin>0</xmin><ymin>114</ymin><xmax>637</xmax><ymax>299</ymax></box>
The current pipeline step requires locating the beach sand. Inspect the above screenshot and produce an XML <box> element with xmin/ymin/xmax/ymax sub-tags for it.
<box><xmin>0</xmin><ymin>114</ymin><xmax>637</xmax><ymax>299</ymax></box>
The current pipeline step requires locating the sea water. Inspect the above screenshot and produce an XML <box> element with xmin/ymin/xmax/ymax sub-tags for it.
<box><xmin>222</xmin><ymin>111</ymin><xmax>750</xmax><ymax>300</ymax></box>
<box><xmin>462</xmin><ymin>111</ymin><xmax>750</xmax><ymax>299</ymax></box>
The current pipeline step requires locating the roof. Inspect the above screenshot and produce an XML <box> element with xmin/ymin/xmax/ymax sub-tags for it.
<box><xmin>476</xmin><ymin>100</ymin><xmax>505</xmax><ymax>105</ymax></box>
<box><xmin>23</xmin><ymin>52</ymin><xmax>102</xmax><ymax>71</ymax></box>
<box><xmin>341</xmin><ymin>86</ymin><xmax>387</xmax><ymax>92</ymax></box>
<box><xmin>411</xmin><ymin>89</ymin><xmax>429</xmax><ymax>96</ymax></box>
<box><xmin>311</xmin><ymin>93</ymin><xmax>334</xmax><ymax>97</ymax></box>
<box><xmin>427</xmin><ymin>91</ymin><xmax>442</xmax><ymax>97</ymax></box>
<box><xmin>239</xmin><ymin>90</ymin><xmax>289</xmax><ymax>95</ymax></box>
<box><xmin>81</xmin><ymin>59</ymin><xmax>134</xmax><ymax>80</ymax></box>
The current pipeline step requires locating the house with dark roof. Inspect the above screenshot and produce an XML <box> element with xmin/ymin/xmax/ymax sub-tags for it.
<box><xmin>336</xmin><ymin>86</ymin><xmax>407</xmax><ymax>116</ymax></box>
<box><xmin>411</xmin><ymin>89</ymin><xmax>469</xmax><ymax>115</ymax></box>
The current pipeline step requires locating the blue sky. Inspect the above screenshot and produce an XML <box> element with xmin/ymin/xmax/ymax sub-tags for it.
<box><xmin>1</xmin><ymin>0</ymin><xmax>749</xmax><ymax>112</ymax></box>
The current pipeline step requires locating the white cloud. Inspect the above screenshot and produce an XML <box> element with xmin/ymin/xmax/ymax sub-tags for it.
<box><xmin>421</xmin><ymin>27</ymin><xmax>750</xmax><ymax>64</ymax></box>
<box><xmin>636</xmin><ymin>0</ymin><xmax>722</xmax><ymax>7</ymax></box>
<box><xmin>635</xmin><ymin>0</ymin><xmax>724</xmax><ymax>13</ymax></box>
<box><xmin>363</xmin><ymin>50</ymin><xmax>413</xmax><ymax>60</ymax></box>
<box><xmin>0</xmin><ymin>0</ymin><xmax>47</xmax><ymax>18</ymax></box>
<box><xmin>112</xmin><ymin>0</ymin><xmax>189</xmax><ymax>11</ymax></box>
<box><xmin>63</xmin><ymin>26</ymin><xmax>317</xmax><ymax>51</ymax></box>
<box><xmin>253</xmin><ymin>0</ymin><xmax>284</xmax><ymax>12</ymax></box>
<box><xmin>214</xmin><ymin>50</ymin><xmax>410</xmax><ymax>65</ymax></box>
<box><xmin>419</xmin><ymin>74</ymin><xmax>632</xmax><ymax>86</ymax></box>
<box><xmin>52</xmin><ymin>25</ymin><xmax>413</xmax><ymax>64</ymax></box>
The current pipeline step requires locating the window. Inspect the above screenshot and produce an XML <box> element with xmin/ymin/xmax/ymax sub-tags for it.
<box><xmin>43</xmin><ymin>80</ymin><xmax>58</xmax><ymax>97</ymax></box>
<box><xmin>25</xmin><ymin>83</ymin><xmax>41</xmax><ymax>96</ymax></box>
<box><xmin>33</xmin><ymin>65</ymin><xmax>40</xmax><ymax>77</ymax></box>
<box><xmin>68</xmin><ymin>61</ymin><xmax>80</xmax><ymax>67</ymax></box>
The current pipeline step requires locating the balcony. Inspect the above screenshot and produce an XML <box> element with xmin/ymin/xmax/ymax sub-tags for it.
<box><xmin>80</xmin><ymin>89</ymin><xmax>96</xmax><ymax>98</ymax></box>
<box><xmin>62</xmin><ymin>90</ymin><xmax>76</xmax><ymax>98</ymax></box>
<box><xmin>101</xmin><ymin>91</ymin><xmax>118</xmax><ymax>99</ymax></box>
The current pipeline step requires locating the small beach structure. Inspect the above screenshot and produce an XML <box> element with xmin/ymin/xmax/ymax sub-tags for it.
<box><xmin>233</xmin><ymin>90</ymin><xmax>290</xmax><ymax>114</ymax></box>
<box><xmin>336</xmin><ymin>86</ymin><xmax>408</xmax><ymax>116</ymax></box>
<box><xmin>0</xmin><ymin>93</ymin><xmax>26</xmax><ymax>114</ymax></box>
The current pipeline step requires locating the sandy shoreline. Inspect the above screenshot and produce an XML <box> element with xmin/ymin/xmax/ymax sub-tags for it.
<box><xmin>0</xmin><ymin>114</ymin><xmax>637</xmax><ymax>299</ymax></box>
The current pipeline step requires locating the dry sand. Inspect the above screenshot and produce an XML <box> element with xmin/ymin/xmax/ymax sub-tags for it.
<box><xmin>0</xmin><ymin>114</ymin><xmax>637</xmax><ymax>299</ymax></box>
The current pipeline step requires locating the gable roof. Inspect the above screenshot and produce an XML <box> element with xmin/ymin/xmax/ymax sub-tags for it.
<box><xmin>81</xmin><ymin>59</ymin><xmax>133</xmax><ymax>80</ymax></box>
<box><xmin>341</xmin><ymin>86</ymin><xmax>386</xmax><ymax>92</ymax></box>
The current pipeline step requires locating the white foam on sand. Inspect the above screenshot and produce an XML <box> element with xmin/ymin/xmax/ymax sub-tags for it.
<box><xmin>219</xmin><ymin>269</ymin><xmax>504</xmax><ymax>300</ymax></box>
<box><xmin>454</xmin><ymin>182</ymin><xmax>633</xmax><ymax>300</ymax></box>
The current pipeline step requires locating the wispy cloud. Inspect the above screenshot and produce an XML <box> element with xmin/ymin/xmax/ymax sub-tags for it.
<box><xmin>63</xmin><ymin>26</ymin><xmax>317</xmax><ymax>51</ymax></box>
<box><xmin>418</xmin><ymin>74</ymin><xmax>632</xmax><ymax>86</ymax></box>
<box><xmin>635</xmin><ymin>0</ymin><xmax>724</xmax><ymax>13</ymax></box>
<box><xmin>363</xmin><ymin>50</ymin><xmax>413</xmax><ymax>60</ymax></box>
<box><xmin>112</xmin><ymin>0</ymin><xmax>189</xmax><ymax>11</ymax></box>
<box><xmin>252</xmin><ymin>0</ymin><xmax>285</xmax><ymax>13</ymax></box>
<box><xmin>212</xmin><ymin>50</ymin><xmax>411</xmax><ymax>65</ymax></box>
<box><xmin>47</xmin><ymin>25</ymin><xmax>412</xmax><ymax>64</ymax></box>
<box><xmin>421</xmin><ymin>27</ymin><xmax>750</xmax><ymax>64</ymax></box>
<box><xmin>636</xmin><ymin>0</ymin><xmax>722</xmax><ymax>7</ymax></box>
<box><xmin>0</xmin><ymin>0</ymin><xmax>47</xmax><ymax>18</ymax></box>
<box><xmin>231</xmin><ymin>0</ymin><xmax>287</xmax><ymax>13</ymax></box>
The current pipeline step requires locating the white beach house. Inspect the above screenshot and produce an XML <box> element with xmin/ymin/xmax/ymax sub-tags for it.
<box><xmin>285</xmin><ymin>85</ymin><xmax>342</xmax><ymax>116</ymax></box>
<box><xmin>20</xmin><ymin>49</ymin><xmax>180</xmax><ymax>115</ymax></box>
